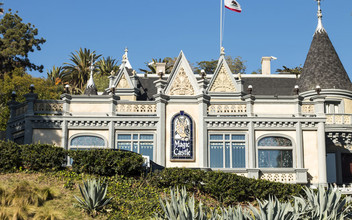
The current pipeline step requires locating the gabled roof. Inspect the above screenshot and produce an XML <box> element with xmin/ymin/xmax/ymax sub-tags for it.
<box><xmin>207</xmin><ymin>54</ymin><xmax>239</xmax><ymax>93</ymax></box>
<box><xmin>164</xmin><ymin>51</ymin><xmax>200</xmax><ymax>96</ymax></box>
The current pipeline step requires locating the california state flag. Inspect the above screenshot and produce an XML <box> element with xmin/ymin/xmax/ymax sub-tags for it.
<box><xmin>224</xmin><ymin>0</ymin><xmax>242</xmax><ymax>13</ymax></box>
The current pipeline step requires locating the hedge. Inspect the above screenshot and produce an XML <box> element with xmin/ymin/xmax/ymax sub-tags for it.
<box><xmin>0</xmin><ymin>140</ymin><xmax>22</xmax><ymax>172</ymax></box>
<box><xmin>148</xmin><ymin>168</ymin><xmax>303</xmax><ymax>204</ymax></box>
<box><xmin>68</xmin><ymin>149</ymin><xmax>145</xmax><ymax>177</ymax></box>
<box><xmin>21</xmin><ymin>144</ymin><xmax>66</xmax><ymax>171</ymax></box>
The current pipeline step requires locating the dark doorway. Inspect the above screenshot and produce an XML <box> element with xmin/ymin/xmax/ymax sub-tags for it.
<box><xmin>341</xmin><ymin>153</ymin><xmax>352</xmax><ymax>183</ymax></box>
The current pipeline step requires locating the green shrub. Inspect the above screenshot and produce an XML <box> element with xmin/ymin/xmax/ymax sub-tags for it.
<box><xmin>68</xmin><ymin>149</ymin><xmax>145</xmax><ymax>177</ymax></box>
<box><xmin>20</xmin><ymin>144</ymin><xmax>66</xmax><ymax>171</ymax></box>
<box><xmin>0</xmin><ymin>141</ymin><xmax>22</xmax><ymax>172</ymax></box>
<box><xmin>149</xmin><ymin>168</ymin><xmax>303</xmax><ymax>205</ymax></box>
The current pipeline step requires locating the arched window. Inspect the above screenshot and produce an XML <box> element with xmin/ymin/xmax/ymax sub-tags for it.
<box><xmin>70</xmin><ymin>135</ymin><xmax>106</xmax><ymax>148</ymax></box>
<box><xmin>257</xmin><ymin>136</ymin><xmax>293</xmax><ymax>168</ymax></box>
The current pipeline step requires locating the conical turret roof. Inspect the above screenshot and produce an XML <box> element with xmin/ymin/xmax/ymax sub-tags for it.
<box><xmin>298</xmin><ymin>1</ymin><xmax>352</xmax><ymax>92</ymax></box>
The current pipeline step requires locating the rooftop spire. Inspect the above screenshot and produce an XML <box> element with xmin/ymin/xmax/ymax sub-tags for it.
<box><xmin>315</xmin><ymin>0</ymin><xmax>326</xmax><ymax>34</ymax></box>
<box><xmin>84</xmin><ymin>56</ymin><xmax>98</xmax><ymax>95</ymax></box>
<box><xmin>122</xmin><ymin>47</ymin><xmax>132</xmax><ymax>69</ymax></box>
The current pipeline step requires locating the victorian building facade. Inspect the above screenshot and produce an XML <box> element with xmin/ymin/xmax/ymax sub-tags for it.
<box><xmin>6</xmin><ymin>2</ymin><xmax>352</xmax><ymax>185</ymax></box>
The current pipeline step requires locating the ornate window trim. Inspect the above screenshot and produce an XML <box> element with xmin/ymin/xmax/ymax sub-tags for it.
<box><xmin>256</xmin><ymin>134</ymin><xmax>296</xmax><ymax>169</ymax></box>
<box><xmin>171</xmin><ymin>111</ymin><xmax>195</xmax><ymax>161</ymax></box>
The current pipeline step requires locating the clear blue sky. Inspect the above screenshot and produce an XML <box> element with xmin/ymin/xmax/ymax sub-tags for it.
<box><xmin>3</xmin><ymin>0</ymin><xmax>352</xmax><ymax>78</ymax></box>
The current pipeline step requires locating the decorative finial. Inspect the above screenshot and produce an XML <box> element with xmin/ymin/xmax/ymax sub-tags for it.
<box><xmin>158</xmin><ymin>70</ymin><xmax>164</xmax><ymax>79</ymax></box>
<box><xmin>238</xmin><ymin>72</ymin><xmax>242</xmax><ymax>80</ymax></box>
<box><xmin>247</xmin><ymin>85</ymin><xmax>253</xmax><ymax>95</ymax></box>
<box><xmin>315</xmin><ymin>0</ymin><xmax>326</xmax><ymax>34</ymax></box>
<box><xmin>315</xmin><ymin>85</ymin><xmax>321</xmax><ymax>95</ymax></box>
<box><xmin>87</xmin><ymin>56</ymin><xmax>96</xmax><ymax>89</ymax></box>
<box><xmin>29</xmin><ymin>84</ymin><xmax>35</xmax><ymax>93</ymax></box>
<box><xmin>220</xmin><ymin>47</ymin><xmax>225</xmax><ymax>56</ymax></box>
<box><xmin>132</xmin><ymin>70</ymin><xmax>137</xmax><ymax>76</ymax></box>
<box><xmin>294</xmin><ymin>85</ymin><xmax>299</xmax><ymax>95</ymax></box>
<box><xmin>65</xmin><ymin>84</ymin><xmax>70</xmax><ymax>94</ymax></box>
<box><xmin>123</xmin><ymin>47</ymin><xmax>128</xmax><ymax>61</ymax></box>
<box><xmin>199</xmin><ymin>69</ymin><xmax>206</xmax><ymax>79</ymax></box>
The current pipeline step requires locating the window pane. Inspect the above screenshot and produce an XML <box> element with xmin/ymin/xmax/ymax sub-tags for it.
<box><xmin>140</xmin><ymin>134</ymin><xmax>153</xmax><ymax>140</ymax></box>
<box><xmin>71</xmin><ymin>136</ymin><xmax>105</xmax><ymax>147</ymax></box>
<box><xmin>258</xmin><ymin>150</ymin><xmax>293</xmax><ymax>168</ymax></box>
<box><xmin>232</xmin><ymin>143</ymin><xmax>245</xmax><ymax>168</ymax></box>
<box><xmin>225</xmin><ymin>142</ymin><xmax>230</xmax><ymax>168</ymax></box>
<box><xmin>117</xmin><ymin>142</ymin><xmax>131</xmax><ymax>151</ymax></box>
<box><xmin>225</xmin><ymin>135</ymin><xmax>230</xmax><ymax>140</ymax></box>
<box><xmin>210</xmin><ymin>142</ymin><xmax>223</xmax><ymax>168</ymax></box>
<box><xmin>210</xmin><ymin>135</ymin><xmax>223</xmax><ymax>141</ymax></box>
<box><xmin>140</xmin><ymin>142</ymin><xmax>153</xmax><ymax>161</ymax></box>
<box><xmin>258</xmin><ymin>137</ymin><xmax>292</xmax><ymax>147</ymax></box>
<box><xmin>133</xmin><ymin>142</ymin><xmax>138</xmax><ymax>153</ymax></box>
<box><xmin>133</xmin><ymin>134</ymin><xmax>138</xmax><ymax>140</ymax></box>
<box><xmin>118</xmin><ymin>134</ymin><xmax>131</xmax><ymax>140</ymax></box>
<box><xmin>232</xmin><ymin>135</ymin><xmax>245</xmax><ymax>141</ymax></box>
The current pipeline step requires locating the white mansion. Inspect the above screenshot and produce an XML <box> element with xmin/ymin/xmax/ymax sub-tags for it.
<box><xmin>6</xmin><ymin>2</ymin><xmax>352</xmax><ymax>186</ymax></box>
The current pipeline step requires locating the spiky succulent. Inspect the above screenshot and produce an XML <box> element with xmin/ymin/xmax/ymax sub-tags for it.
<box><xmin>74</xmin><ymin>178</ymin><xmax>113</xmax><ymax>217</ymax></box>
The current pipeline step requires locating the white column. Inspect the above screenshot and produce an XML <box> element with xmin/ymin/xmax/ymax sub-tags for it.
<box><xmin>318</xmin><ymin>121</ymin><xmax>327</xmax><ymax>185</ymax></box>
<box><xmin>248</xmin><ymin>121</ymin><xmax>255</xmax><ymax>169</ymax></box>
<box><xmin>295</xmin><ymin>122</ymin><xmax>304</xmax><ymax>168</ymax></box>
<box><xmin>155</xmin><ymin>94</ymin><xmax>166</xmax><ymax>166</ymax></box>
<box><xmin>197</xmin><ymin>95</ymin><xmax>210</xmax><ymax>168</ymax></box>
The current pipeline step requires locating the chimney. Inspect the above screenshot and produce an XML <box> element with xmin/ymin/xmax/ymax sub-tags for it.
<box><xmin>156</xmin><ymin>63</ymin><xmax>166</xmax><ymax>75</ymax></box>
<box><xmin>261</xmin><ymin>57</ymin><xmax>272</xmax><ymax>75</ymax></box>
<box><xmin>261</xmin><ymin>56</ymin><xmax>277</xmax><ymax>75</ymax></box>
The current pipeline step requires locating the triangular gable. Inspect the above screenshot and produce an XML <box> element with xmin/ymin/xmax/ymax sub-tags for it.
<box><xmin>113</xmin><ymin>63</ymin><xmax>134</xmax><ymax>89</ymax></box>
<box><xmin>165</xmin><ymin>51</ymin><xmax>200</xmax><ymax>96</ymax></box>
<box><xmin>208</xmin><ymin>56</ymin><xmax>238</xmax><ymax>93</ymax></box>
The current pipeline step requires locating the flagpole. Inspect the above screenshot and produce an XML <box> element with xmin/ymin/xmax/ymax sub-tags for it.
<box><xmin>220</xmin><ymin>0</ymin><xmax>223</xmax><ymax>52</ymax></box>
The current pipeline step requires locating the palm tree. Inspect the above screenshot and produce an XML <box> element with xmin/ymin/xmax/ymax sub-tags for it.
<box><xmin>96</xmin><ymin>56</ymin><xmax>119</xmax><ymax>76</ymax></box>
<box><xmin>47</xmin><ymin>65</ymin><xmax>65</xmax><ymax>85</ymax></box>
<box><xmin>62</xmin><ymin>48</ymin><xmax>101</xmax><ymax>92</ymax></box>
<box><xmin>139</xmin><ymin>57</ymin><xmax>176</xmax><ymax>75</ymax></box>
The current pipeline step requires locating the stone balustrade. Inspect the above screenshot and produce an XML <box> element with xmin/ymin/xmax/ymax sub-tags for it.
<box><xmin>116</xmin><ymin>103</ymin><xmax>157</xmax><ymax>114</ymax></box>
<box><xmin>208</xmin><ymin>104</ymin><xmax>247</xmax><ymax>115</ymax></box>
<box><xmin>260</xmin><ymin>172</ymin><xmax>296</xmax><ymax>183</ymax></box>
<box><xmin>34</xmin><ymin>101</ymin><xmax>63</xmax><ymax>114</ymax></box>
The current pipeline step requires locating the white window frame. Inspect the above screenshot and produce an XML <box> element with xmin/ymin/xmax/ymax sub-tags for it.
<box><xmin>208</xmin><ymin>132</ymin><xmax>247</xmax><ymax>169</ymax></box>
<box><xmin>115</xmin><ymin>131</ymin><xmax>156</xmax><ymax>160</ymax></box>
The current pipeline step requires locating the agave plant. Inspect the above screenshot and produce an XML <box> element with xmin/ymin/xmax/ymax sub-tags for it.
<box><xmin>247</xmin><ymin>197</ymin><xmax>296</xmax><ymax>220</ymax></box>
<box><xmin>74</xmin><ymin>178</ymin><xmax>113</xmax><ymax>217</ymax></box>
<box><xmin>293</xmin><ymin>185</ymin><xmax>352</xmax><ymax>220</ymax></box>
<box><xmin>155</xmin><ymin>187</ymin><xmax>208</xmax><ymax>220</ymax></box>
<box><xmin>211</xmin><ymin>205</ymin><xmax>248</xmax><ymax>220</ymax></box>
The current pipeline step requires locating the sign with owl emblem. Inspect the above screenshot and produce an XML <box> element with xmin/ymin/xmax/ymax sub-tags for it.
<box><xmin>171</xmin><ymin>111</ymin><xmax>194</xmax><ymax>160</ymax></box>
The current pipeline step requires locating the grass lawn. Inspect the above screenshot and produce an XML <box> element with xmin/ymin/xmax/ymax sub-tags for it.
<box><xmin>0</xmin><ymin>172</ymin><xmax>106</xmax><ymax>220</ymax></box>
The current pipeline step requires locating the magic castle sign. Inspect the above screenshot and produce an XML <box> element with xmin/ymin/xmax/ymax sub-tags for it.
<box><xmin>171</xmin><ymin>111</ymin><xmax>194</xmax><ymax>160</ymax></box>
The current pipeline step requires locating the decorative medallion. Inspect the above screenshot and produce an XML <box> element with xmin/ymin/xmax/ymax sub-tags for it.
<box><xmin>169</xmin><ymin>68</ymin><xmax>194</xmax><ymax>95</ymax></box>
<box><xmin>171</xmin><ymin>111</ymin><xmax>194</xmax><ymax>160</ymax></box>
<box><xmin>116</xmin><ymin>74</ymin><xmax>130</xmax><ymax>89</ymax></box>
<box><xmin>210</xmin><ymin>65</ymin><xmax>236</xmax><ymax>92</ymax></box>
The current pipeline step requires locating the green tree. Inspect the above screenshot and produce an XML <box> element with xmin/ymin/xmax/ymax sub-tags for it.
<box><xmin>139</xmin><ymin>57</ymin><xmax>176</xmax><ymax>75</ymax></box>
<box><xmin>276</xmin><ymin>65</ymin><xmax>302</xmax><ymax>75</ymax></box>
<box><xmin>62</xmin><ymin>48</ymin><xmax>101</xmax><ymax>94</ymax></box>
<box><xmin>195</xmin><ymin>56</ymin><xmax>246</xmax><ymax>74</ymax></box>
<box><xmin>0</xmin><ymin>71</ymin><xmax>62</xmax><ymax>130</ymax></box>
<box><xmin>0</xmin><ymin>10</ymin><xmax>46</xmax><ymax>79</ymax></box>
<box><xmin>47</xmin><ymin>66</ymin><xmax>65</xmax><ymax>85</ymax></box>
<box><xmin>96</xmin><ymin>56</ymin><xmax>119</xmax><ymax>76</ymax></box>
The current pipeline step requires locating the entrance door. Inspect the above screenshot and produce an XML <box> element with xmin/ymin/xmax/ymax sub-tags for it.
<box><xmin>341</xmin><ymin>153</ymin><xmax>352</xmax><ymax>183</ymax></box>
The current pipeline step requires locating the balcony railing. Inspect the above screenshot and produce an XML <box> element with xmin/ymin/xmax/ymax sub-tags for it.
<box><xmin>208</xmin><ymin>104</ymin><xmax>247</xmax><ymax>115</ymax></box>
<box><xmin>326</xmin><ymin>114</ymin><xmax>352</xmax><ymax>125</ymax></box>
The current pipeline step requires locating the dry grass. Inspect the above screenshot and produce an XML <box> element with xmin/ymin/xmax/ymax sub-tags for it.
<box><xmin>0</xmin><ymin>173</ymin><xmax>101</xmax><ymax>220</ymax></box>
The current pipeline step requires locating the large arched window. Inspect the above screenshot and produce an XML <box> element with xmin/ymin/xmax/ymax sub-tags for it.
<box><xmin>257</xmin><ymin>136</ymin><xmax>293</xmax><ymax>168</ymax></box>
